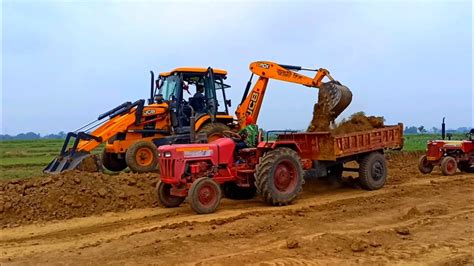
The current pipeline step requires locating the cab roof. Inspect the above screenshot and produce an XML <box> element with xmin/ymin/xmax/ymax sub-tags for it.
<box><xmin>159</xmin><ymin>67</ymin><xmax>227</xmax><ymax>77</ymax></box>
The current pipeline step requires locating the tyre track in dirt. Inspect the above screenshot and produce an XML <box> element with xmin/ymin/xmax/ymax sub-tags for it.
<box><xmin>1</xmin><ymin>172</ymin><xmax>472</xmax><ymax>264</ymax></box>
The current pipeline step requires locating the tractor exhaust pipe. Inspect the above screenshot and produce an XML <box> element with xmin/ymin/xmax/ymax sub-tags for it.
<box><xmin>189</xmin><ymin>105</ymin><xmax>196</xmax><ymax>143</ymax></box>
<box><xmin>149</xmin><ymin>71</ymin><xmax>155</xmax><ymax>104</ymax></box>
<box><xmin>441</xmin><ymin>117</ymin><xmax>445</xmax><ymax>140</ymax></box>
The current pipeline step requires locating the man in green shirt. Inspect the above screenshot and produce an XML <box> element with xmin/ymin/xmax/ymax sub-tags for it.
<box><xmin>236</xmin><ymin>115</ymin><xmax>259</xmax><ymax>151</ymax></box>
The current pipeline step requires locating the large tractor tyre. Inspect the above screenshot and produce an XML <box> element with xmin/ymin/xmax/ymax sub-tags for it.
<box><xmin>188</xmin><ymin>178</ymin><xmax>222</xmax><ymax>214</ymax></box>
<box><xmin>102</xmin><ymin>150</ymin><xmax>128</xmax><ymax>172</ymax></box>
<box><xmin>197</xmin><ymin>123</ymin><xmax>231</xmax><ymax>143</ymax></box>
<box><xmin>156</xmin><ymin>180</ymin><xmax>185</xmax><ymax>208</ymax></box>
<box><xmin>458</xmin><ymin>161</ymin><xmax>474</xmax><ymax>173</ymax></box>
<box><xmin>357</xmin><ymin>152</ymin><xmax>387</xmax><ymax>190</ymax></box>
<box><xmin>440</xmin><ymin>156</ymin><xmax>457</xmax><ymax>176</ymax></box>
<box><xmin>125</xmin><ymin>140</ymin><xmax>159</xmax><ymax>173</ymax></box>
<box><xmin>418</xmin><ymin>155</ymin><xmax>434</xmax><ymax>174</ymax></box>
<box><xmin>255</xmin><ymin>147</ymin><xmax>304</xmax><ymax>206</ymax></box>
<box><xmin>222</xmin><ymin>182</ymin><xmax>257</xmax><ymax>200</ymax></box>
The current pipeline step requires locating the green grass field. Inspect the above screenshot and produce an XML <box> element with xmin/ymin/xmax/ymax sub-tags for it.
<box><xmin>0</xmin><ymin>133</ymin><xmax>467</xmax><ymax>180</ymax></box>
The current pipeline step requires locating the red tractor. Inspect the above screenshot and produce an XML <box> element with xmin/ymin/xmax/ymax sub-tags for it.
<box><xmin>418</xmin><ymin>126</ymin><xmax>474</xmax><ymax>176</ymax></box>
<box><xmin>156</xmin><ymin>125</ymin><xmax>403</xmax><ymax>214</ymax></box>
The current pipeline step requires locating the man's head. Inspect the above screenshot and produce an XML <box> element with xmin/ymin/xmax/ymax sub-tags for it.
<box><xmin>196</xmin><ymin>84</ymin><xmax>204</xmax><ymax>93</ymax></box>
<box><xmin>246</xmin><ymin>115</ymin><xmax>254</xmax><ymax>125</ymax></box>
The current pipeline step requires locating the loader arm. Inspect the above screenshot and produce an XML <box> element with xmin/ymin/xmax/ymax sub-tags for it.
<box><xmin>76</xmin><ymin>109</ymin><xmax>139</xmax><ymax>152</ymax></box>
<box><xmin>235</xmin><ymin>61</ymin><xmax>345</xmax><ymax>127</ymax></box>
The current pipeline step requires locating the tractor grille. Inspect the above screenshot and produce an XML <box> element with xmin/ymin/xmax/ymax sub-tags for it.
<box><xmin>160</xmin><ymin>158</ymin><xmax>175</xmax><ymax>178</ymax></box>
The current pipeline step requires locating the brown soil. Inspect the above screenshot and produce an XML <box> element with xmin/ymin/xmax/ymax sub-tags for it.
<box><xmin>1</xmin><ymin>153</ymin><xmax>473</xmax><ymax>264</ymax></box>
<box><xmin>307</xmin><ymin>89</ymin><xmax>333</xmax><ymax>132</ymax></box>
<box><xmin>0</xmin><ymin>171</ymin><xmax>158</xmax><ymax>227</ymax></box>
<box><xmin>331</xmin><ymin>112</ymin><xmax>385</xmax><ymax>135</ymax></box>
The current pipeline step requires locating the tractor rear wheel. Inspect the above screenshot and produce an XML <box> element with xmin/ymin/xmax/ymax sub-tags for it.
<box><xmin>357</xmin><ymin>152</ymin><xmax>387</xmax><ymax>190</ymax></box>
<box><xmin>126</xmin><ymin>140</ymin><xmax>159</xmax><ymax>173</ymax></box>
<box><xmin>255</xmin><ymin>147</ymin><xmax>304</xmax><ymax>206</ymax></box>
<box><xmin>223</xmin><ymin>182</ymin><xmax>256</xmax><ymax>200</ymax></box>
<box><xmin>459</xmin><ymin>161</ymin><xmax>474</xmax><ymax>173</ymax></box>
<box><xmin>418</xmin><ymin>155</ymin><xmax>434</xmax><ymax>174</ymax></box>
<box><xmin>197</xmin><ymin>123</ymin><xmax>230</xmax><ymax>142</ymax></box>
<box><xmin>440</xmin><ymin>156</ymin><xmax>457</xmax><ymax>176</ymax></box>
<box><xmin>156</xmin><ymin>180</ymin><xmax>185</xmax><ymax>208</ymax></box>
<box><xmin>102</xmin><ymin>150</ymin><xmax>127</xmax><ymax>172</ymax></box>
<box><xmin>188</xmin><ymin>178</ymin><xmax>222</xmax><ymax>214</ymax></box>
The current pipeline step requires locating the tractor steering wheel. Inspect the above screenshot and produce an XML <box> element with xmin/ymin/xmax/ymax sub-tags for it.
<box><xmin>222</xmin><ymin>130</ymin><xmax>241</xmax><ymax>141</ymax></box>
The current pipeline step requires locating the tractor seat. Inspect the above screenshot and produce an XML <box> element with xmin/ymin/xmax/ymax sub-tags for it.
<box><xmin>239</xmin><ymin>148</ymin><xmax>256</xmax><ymax>155</ymax></box>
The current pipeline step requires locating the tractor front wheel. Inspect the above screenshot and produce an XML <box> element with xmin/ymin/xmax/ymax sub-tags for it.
<box><xmin>126</xmin><ymin>141</ymin><xmax>159</xmax><ymax>173</ymax></box>
<box><xmin>255</xmin><ymin>147</ymin><xmax>304</xmax><ymax>206</ymax></box>
<box><xmin>440</xmin><ymin>156</ymin><xmax>457</xmax><ymax>176</ymax></box>
<box><xmin>188</xmin><ymin>178</ymin><xmax>222</xmax><ymax>214</ymax></box>
<box><xmin>357</xmin><ymin>152</ymin><xmax>387</xmax><ymax>190</ymax></box>
<box><xmin>418</xmin><ymin>155</ymin><xmax>434</xmax><ymax>174</ymax></box>
<box><xmin>156</xmin><ymin>180</ymin><xmax>185</xmax><ymax>208</ymax></box>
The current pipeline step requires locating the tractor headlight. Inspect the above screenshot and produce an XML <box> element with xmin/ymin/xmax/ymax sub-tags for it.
<box><xmin>157</xmin><ymin>151</ymin><xmax>161</xmax><ymax>157</ymax></box>
<box><xmin>164</xmin><ymin>151</ymin><xmax>172</xmax><ymax>158</ymax></box>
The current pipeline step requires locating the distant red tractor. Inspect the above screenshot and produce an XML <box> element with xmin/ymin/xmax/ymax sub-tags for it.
<box><xmin>418</xmin><ymin>128</ymin><xmax>474</xmax><ymax>176</ymax></box>
<box><xmin>155</xmin><ymin>125</ymin><xmax>403</xmax><ymax>214</ymax></box>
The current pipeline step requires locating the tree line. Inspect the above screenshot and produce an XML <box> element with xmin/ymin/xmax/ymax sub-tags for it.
<box><xmin>404</xmin><ymin>126</ymin><xmax>471</xmax><ymax>134</ymax></box>
<box><xmin>0</xmin><ymin>132</ymin><xmax>67</xmax><ymax>141</ymax></box>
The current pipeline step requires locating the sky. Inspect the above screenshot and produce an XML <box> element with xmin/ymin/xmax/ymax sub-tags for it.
<box><xmin>1</xmin><ymin>0</ymin><xmax>473</xmax><ymax>135</ymax></box>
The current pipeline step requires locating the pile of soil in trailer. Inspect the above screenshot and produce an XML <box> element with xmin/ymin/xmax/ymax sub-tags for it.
<box><xmin>0</xmin><ymin>171</ymin><xmax>159</xmax><ymax>227</ymax></box>
<box><xmin>332</xmin><ymin>112</ymin><xmax>385</xmax><ymax>135</ymax></box>
<box><xmin>308</xmin><ymin>109</ymin><xmax>384</xmax><ymax>134</ymax></box>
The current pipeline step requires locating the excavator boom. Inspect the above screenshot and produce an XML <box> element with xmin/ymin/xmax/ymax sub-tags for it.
<box><xmin>236</xmin><ymin>61</ymin><xmax>352</xmax><ymax>128</ymax></box>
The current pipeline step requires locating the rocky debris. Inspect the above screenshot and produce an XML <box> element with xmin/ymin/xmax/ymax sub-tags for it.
<box><xmin>350</xmin><ymin>239</ymin><xmax>369</xmax><ymax>252</ymax></box>
<box><xmin>395</xmin><ymin>227</ymin><xmax>411</xmax><ymax>235</ymax></box>
<box><xmin>286</xmin><ymin>239</ymin><xmax>300</xmax><ymax>249</ymax></box>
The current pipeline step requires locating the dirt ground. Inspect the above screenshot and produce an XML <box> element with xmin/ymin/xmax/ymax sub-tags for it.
<box><xmin>1</xmin><ymin>152</ymin><xmax>473</xmax><ymax>265</ymax></box>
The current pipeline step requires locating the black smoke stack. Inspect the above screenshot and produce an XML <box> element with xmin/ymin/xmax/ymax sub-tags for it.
<box><xmin>441</xmin><ymin>117</ymin><xmax>445</xmax><ymax>140</ymax></box>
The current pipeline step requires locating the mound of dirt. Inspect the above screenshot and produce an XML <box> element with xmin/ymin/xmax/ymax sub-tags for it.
<box><xmin>0</xmin><ymin>171</ymin><xmax>159</xmax><ymax>227</ymax></box>
<box><xmin>331</xmin><ymin>112</ymin><xmax>385</xmax><ymax>135</ymax></box>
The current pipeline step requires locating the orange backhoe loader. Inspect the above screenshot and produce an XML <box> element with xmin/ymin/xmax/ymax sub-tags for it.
<box><xmin>44</xmin><ymin>67</ymin><xmax>234</xmax><ymax>174</ymax></box>
<box><xmin>235</xmin><ymin>61</ymin><xmax>352</xmax><ymax>127</ymax></box>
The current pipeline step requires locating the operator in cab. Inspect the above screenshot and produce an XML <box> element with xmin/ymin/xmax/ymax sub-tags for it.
<box><xmin>235</xmin><ymin>115</ymin><xmax>259</xmax><ymax>151</ymax></box>
<box><xmin>192</xmin><ymin>84</ymin><xmax>206</xmax><ymax>114</ymax></box>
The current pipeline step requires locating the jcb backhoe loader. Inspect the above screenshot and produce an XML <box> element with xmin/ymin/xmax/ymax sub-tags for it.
<box><xmin>44</xmin><ymin>67</ymin><xmax>234</xmax><ymax>174</ymax></box>
<box><xmin>235</xmin><ymin>61</ymin><xmax>352</xmax><ymax>128</ymax></box>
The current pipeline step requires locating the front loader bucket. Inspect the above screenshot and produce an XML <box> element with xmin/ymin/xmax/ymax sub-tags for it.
<box><xmin>44</xmin><ymin>152</ymin><xmax>102</xmax><ymax>174</ymax></box>
<box><xmin>43</xmin><ymin>131</ymin><xmax>103</xmax><ymax>174</ymax></box>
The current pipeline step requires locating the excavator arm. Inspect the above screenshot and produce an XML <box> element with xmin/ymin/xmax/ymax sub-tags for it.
<box><xmin>235</xmin><ymin>61</ymin><xmax>352</xmax><ymax>128</ymax></box>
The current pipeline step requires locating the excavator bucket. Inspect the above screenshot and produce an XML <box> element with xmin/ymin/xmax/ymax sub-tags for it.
<box><xmin>308</xmin><ymin>81</ymin><xmax>353</xmax><ymax>132</ymax></box>
<box><xmin>320</xmin><ymin>81</ymin><xmax>353</xmax><ymax>118</ymax></box>
<box><xmin>43</xmin><ymin>132</ymin><xmax>102</xmax><ymax>174</ymax></box>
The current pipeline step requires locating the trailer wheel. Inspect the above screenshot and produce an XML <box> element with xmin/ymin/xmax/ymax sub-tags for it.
<box><xmin>102</xmin><ymin>150</ymin><xmax>127</xmax><ymax>172</ymax></box>
<box><xmin>255</xmin><ymin>147</ymin><xmax>304</xmax><ymax>206</ymax></box>
<box><xmin>223</xmin><ymin>182</ymin><xmax>256</xmax><ymax>199</ymax></box>
<box><xmin>358</xmin><ymin>152</ymin><xmax>387</xmax><ymax>190</ymax></box>
<box><xmin>440</xmin><ymin>156</ymin><xmax>457</xmax><ymax>176</ymax></box>
<box><xmin>418</xmin><ymin>155</ymin><xmax>434</xmax><ymax>174</ymax></box>
<box><xmin>156</xmin><ymin>180</ymin><xmax>185</xmax><ymax>208</ymax></box>
<box><xmin>189</xmin><ymin>178</ymin><xmax>222</xmax><ymax>214</ymax></box>
<box><xmin>459</xmin><ymin>161</ymin><xmax>474</xmax><ymax>173</ymax></box>
<box><xmin>197</xmin><ymin>123</ymin><xmax>230</xmax><ymax>142</ymax></box>
<box><xmin>125</xmin><ymin>141</ymin><xmax>159</xmax><ymax>173</ymax></box>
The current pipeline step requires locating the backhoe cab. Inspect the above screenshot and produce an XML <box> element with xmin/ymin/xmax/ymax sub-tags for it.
<box><xmin>44</xmin><ymin>67</ymin><xmax>234</xmax><ymax>174</ymax></box>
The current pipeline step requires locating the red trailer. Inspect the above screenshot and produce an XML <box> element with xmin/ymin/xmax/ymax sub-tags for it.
<box><xmin>156</xmin><ymin>124</ymin><xmax>404</xmax><ymax>214</ymax></box>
